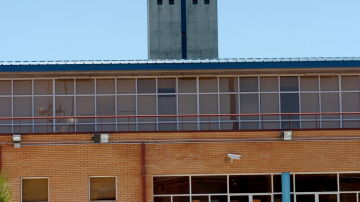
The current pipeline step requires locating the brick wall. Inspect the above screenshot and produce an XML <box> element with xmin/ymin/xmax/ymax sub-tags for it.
<box><xmin>1</xmin><ymin>130</ymin><xmax>360</xmax><ymax>202</ymax></box>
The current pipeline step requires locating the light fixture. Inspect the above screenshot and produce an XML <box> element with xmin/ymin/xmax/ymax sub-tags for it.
<box><xmin>12</xmin><ymin>134</ymin><xmax>22</xmax><ymax>148</ymax></box>
<box><xmin>281</xmin><ymin>131</ymin><xmax>293</xmax><ymax>141</ymax></box>
<box><xmin>92</xmin><ymin>133</ymin><xmax>110</xmax><ymax>144</ymax></box>
<box><xmin>225</xmin><ymin>153</ymin><xmax>241</xmax><ymax>163</ymax></box>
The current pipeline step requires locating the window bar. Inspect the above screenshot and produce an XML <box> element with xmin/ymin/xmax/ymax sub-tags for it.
<box><xmin>318</xmin><ymin>75</ymin><xmax>322</xmax><ymax>129</ymax></box>
<box><xmin>52</xmin><ymin>79</ymin><xmax>56</xmax><ymax>133</ymax></box>
<box><xmin>298</xmin><ymin>76</ymin><xmax>302</xmax><ymax>129</ymax></box>
<box><xmin>238</xmin><ymin>76</ymin><xmax>241</xmax><ymax>130</ymax></box>
<box><xmin>176</xmin><ymin>77</ymin><xmax>179</xmax><ymax>131</ymax></box>
<box><xmin>11</xmin><ymin>80</ymin><xmax>14</xmax><ymax>134</ymax></box>
<box><xmin>32</xmin><ymin>79</ymin><xmax>35</xmax><ymax>133</ymax></box>
<box><xmin>196</xmin><ymin>77</ymin><xmax>200</xmax><ymax>131</ymax></box>
<box><xmin>277</xmin><ymin>76</ymin><xmax>281</xmax><ymax>129</ymax></box>
<box><xmin>115</xmin><ymin>78</ymin><xmax>118</xmax><ymax>132</ymax></box>
<box><xmin>156</xmin><ymin>78</ymin><xmax>159</xmax><ymax>131</ymax></box>
<box><xmin>257</xmin><ymin>76</ymin><xmax>261</xmax><ymax>130</ymax></box>
<box><xmin>135</xmin><ymin>78</ymin><xmax>139</xmax><ymax>131</ymax></box>
<box><xmin>94</xmin><ymin>79</ymin><xmax>98</xmax><ymax>132</ymax></box>
<box><xmin>74</xmin><ymin>78</ymin><xmax>77</xmax><ymax>132</ymax></box>
<box><xmin>339</xmin><ymin>75</ymin><xmax>343</xmax><ymax>128</ymax></box>
<box><xmin>217</xmin><ymin>77</ymin><xmax>221</xmax><ymax>130</ymax></box>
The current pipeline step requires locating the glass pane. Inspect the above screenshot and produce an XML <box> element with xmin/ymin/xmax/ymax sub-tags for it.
<box><xmin>340</xmin><ymin>193</ymin><xmax>356</xmax><ymax>202</ymax></box>
<box><xmin>230</xmin><ymin>175</ymin><xmax>271</xmax><ymax>193</ymax></box>
<box><xmin>90</xmin><ymin>177</ymin><xmax>116</xmax><ymax>200</ymax></box>
<box><xmin>158</xmin><ymin>94</ymin><xmax>176</xmax><ymax>130</ymax></box>
<box><xmin>138</xmin><ymin>95</ymin><xmax>156</xmax><ymax>130</ymax></box>
<box><xmin>178</xmin><ymin>95</ymin><xmax>197</xmax><ymax>130</ymax></box>
<box><xmin>253</xmin><ymin>195</ymin><xmax>271</xmax><ymax>202</ymax></box>
<box><xmin>340</xmin><ymin>173</ymin><xmax>360</xmax><ymax>191</ymax></box>
<box><xmin>55</xmin><ymin>96</ymin><xmax>74</xmax><ymax>116</ymax></box>
<box><xmin>219</xmin><ymin>77</ymin><xmax>238</xmax><ymax>92</ymax></box>
<box><xmin>158</xmin><ymin>78</ymin><xmax>176</xmax><ymax>93</ymax></box>
<box><xmin>295</xmin><ymin>174</ymin><xmax>337</xmax><ymax>192</ymax></box>
<box><xmin>14</xmin><ymin>80</ymin><xmax>32</xmax><ymax>95</ymax></box>
<box><xmin>96</xmin><ymin>79</ymin><xmax>115</xmax><ymax>94</ymax></box>
<box><xmin>0</xmin><ymin>80</ymin><xmax>11</xmax><ymax>95</ymax></box>
<box><xmin>34</xmin><ymin>80</ymin><xmax>52</xmax><ymax>95</ymax></box>
<box><xmin>178</xmin><ymin>77</ymin><xmax>196</xmax><ymax>93</ymax></box>
<box><xmin>0</xmin><ymin>97</ymin><xmax>11</xmax><ymax>133</ymax></box>
<box><xmin>320</xmin><ymin>76</ymin><xmax>339</xmax><ymax>91</ymax></box>
<box><xmin>199</xmin><ymin>94</ymin><xmax>218</xmax><ymax>130</ymax></box>
<box><xmin>211</xmin><ymin>195</ymin><xmax>227</xmax><ymax>202</ymax></box>
<box><xmin>260</xmin><ymin>76</ymin><xmax>278</xmax><ymax>92</ymax></box>
<box><xmin>260</xmin><ymin>93</ymin><xmax>279</xmax><ymax>129</ymax></box>
<box><xmin>117</xmin><ymin>95</ymin><xmax>136</xmax><ymax>131</ymax></box>
<box><xmin>280</xmin><ymin>77</ymin><xmax>298</xmax><ymax>91</ymax></box>
<box><xmin>22</xmin><ymin>179</ymin><xmax>48</xmax><ymax>202</ymax></box>
<box><xmin>300</xmin><ymin>93</ymin><xmax>320</xmax><ymax>128</ymax></box>
<box><xmin>34</xmin><ymin>96</ymin><xmax>53</xmax><ymax>132</ymax></box>
<box><xmin>173</xmin><ymin>196</ymin><xmax>190</xmax><ymax>202</ymax></box>
<box><xmin>55</xmin><ymin>79</ymin><xmax>74</xmax><ymax>95</ymax></box>
<box><xmin>319</xmin><ymin>194</ymin><xmax>337</xmax><ymax>202</ymax></box>
<box><xmin>192</xmin><ymin>196</ymin><xmax>208</xmax><ymax>202</ymax></box>
<box><xmin>300</xmin><ymin>76</ymin><xmax>319</xmax><ymax>91</ymax></box>
<box><xmin>342</xmin><ymin>92</ymin><xmax>360</xmax><ymax>117</ymax></box>
<box><xmin>191</xmin><ymin>176</ymin><xmax>227</xmax><ymax>194</ymax></box>
<box><xmin>240</xmin><ymin>77</ymin><xmax>258</xmax><ymax>92</ymax></box>
<box><xmin>240</xmin><ymin>94</ymin><xmax>259</xmax><ymax>129</ymax></box>
<box><xmin>76</xmin><ymin>79</ymin><xmax>94</xmax><ymax>94</ymax></box>
<box><xmin>342</xmin><ymin>75</ymin><xmax>359</xmax><ymax>91</ymax></box>
<box><xmin>280</xmin><ymin>93</ymin><xmax>299</xmax><ymax>123</ymax></box>
<box><xmin>230</xmin><ymin>196</ymin><xmax>248</xmax><ymax>202</ymax></box>
<box><xmin>273</xmin><ymin>175</ymin><xmax>294</xmax><ymax>193</ymax></box>
<box><xmin>97</xmin><ymin>96</ymin><xmax>115</xmax><ymax>116</ymax></box>
<box><xmin>154</xmin><ymin>197</ymin><xmax>171</xmax><ymax>202</ymax></box>
<box><xmin>220</xmin><ymin>94</ymin><xmax>239</xmax><ymax>130</ymax></box>
<box><xmin>76</xmin><ymin>96</ymin><xmax>95</xmax><ymax>131</ymax></box>
<box><xmin>96</xmin><ymin>96</ymin><xmax>115</xmax><ymax>131</ymax></box>
<box><xmin>117</xmin><ymin>78</ymin><xmax>135</xmax><ymax>94</ymax></box>
<box><xmin>153</xmin><ymin>176</ymin><xmax>189</xmax><ymax>194</ymax></box>
<box><xmin>199</xmin><ymin>77</ymin><xmax>217</xmax><ymax>92</ymax></box>
<box><xmin>137</xmin><ymin>78</ymin><xmax>156</xmax><ymax>93</ymax></box>
<box><xmin>14</xmin><ymin>97</ymin><xmax>32</xmax><ymax>119</ymax></box>
<box><xmin>321</xmin><ymin>93</ymin><xmax>339</xmax><ymax>121</ymax></box>
<box><xmin>296</xmin><ymin>195</ymin><xmax>315</xmax><ymax>202</ymax></box>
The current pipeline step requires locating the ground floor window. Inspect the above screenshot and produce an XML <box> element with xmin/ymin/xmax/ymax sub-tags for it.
<box><xmin>22</xmin><ymin>178</ymin><xmax>48</xmax><ymax>202</ymax></box>
<box><xmin>153</xmin><ymin>173</ymin><xmax>360</xmax><ymax>202</ymax></box>
<box><xmin>89</xmin><ymin>176</ymin><xmax>117</xmax><ymax>201</ymax></box>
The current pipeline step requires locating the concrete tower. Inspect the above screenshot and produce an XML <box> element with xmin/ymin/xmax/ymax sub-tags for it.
<box><xmin>148</xmin><ymin>0</ymin><xmax>218</xmax><ymax>59</ymax></box>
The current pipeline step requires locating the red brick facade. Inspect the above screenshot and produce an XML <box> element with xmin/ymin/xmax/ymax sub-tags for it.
<box><xmin>1</xmin><ymin>130</ymin><xmax>360</xmax><ymax>201</ymax></box>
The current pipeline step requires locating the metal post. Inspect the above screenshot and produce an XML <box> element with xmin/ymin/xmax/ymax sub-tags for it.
<box><xmin>282</xmin><ymin>172</ymin><xmax>291</xmax><ymax>202</ymax></box>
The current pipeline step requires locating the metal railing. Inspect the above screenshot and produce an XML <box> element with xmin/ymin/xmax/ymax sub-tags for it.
<box><xmin>0</xmin><ymin>112</ymin><xmax>359</xmax><ymax>134</ymax></box>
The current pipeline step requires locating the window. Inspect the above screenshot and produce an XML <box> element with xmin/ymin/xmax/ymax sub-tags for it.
<box><xmin>154</xmin><ymin>176</ymin><xmax>189</xmax><ymax>195</ymax></box>
<box><xmin>157</xmin><ymin>0</ymin><xmax>163</xmax><ymax>5</ymax></box>
<box><xmin>90</xmin><ymin>177</ymin><xmax>116</xmax><ymax>201</ymax></box>
<box><xmin>205</xmin><ymin>0</ymin><xmax>210</xmax><ymax>4</ymax></box>
<box><xmin>169</xmin><ymin>0</ymin><xmax>174</xmax><ymax>5</ymax></box>
<box><xmin>193</xmin><ymin>0</ymin><xmax>198</xmax><ymax>4</ymax></box>
<box><xmin>22</xmin><ymin>178</ymin><xmax>48</xmax><ymax>202</ymax></box>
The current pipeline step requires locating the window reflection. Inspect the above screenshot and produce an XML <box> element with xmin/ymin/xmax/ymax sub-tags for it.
<box><xmin>192</xmin><ymin>176</ymin><xmax>227</xmax><ymax>194</ymax></box>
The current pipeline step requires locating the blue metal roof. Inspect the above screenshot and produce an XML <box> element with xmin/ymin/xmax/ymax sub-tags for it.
<box><xmin>0</xmin><ymin>57</ymin><xmax>359</xmax><ymax>72</ymax></box>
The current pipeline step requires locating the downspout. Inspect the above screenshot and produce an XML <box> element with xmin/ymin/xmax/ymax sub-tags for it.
<box><xmin>141</xmin><ymin>143</ymin><xmax>147</xmax><ymax>202</ymax></box>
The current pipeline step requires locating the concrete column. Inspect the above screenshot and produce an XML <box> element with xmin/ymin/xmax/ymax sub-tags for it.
<box><xmin>282</xmin><ymin>172</ymin><xmax>291</xmax><ymax>202</ymax></box>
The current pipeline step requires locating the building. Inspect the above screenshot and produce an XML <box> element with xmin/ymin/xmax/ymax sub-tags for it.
<box><xmin>0</xmin><ymin>58</ymin><xmax>360</xmax><ymax>202</ymax></box>
<box><xmin>1</xmin><ymin>1</ymin><xmax>360</xmax><ymax>202</ymax></box>
<box><xmin>148</xmin><ymin>0</ymin><xmax>218</xmax><ymax>59</ymax></box>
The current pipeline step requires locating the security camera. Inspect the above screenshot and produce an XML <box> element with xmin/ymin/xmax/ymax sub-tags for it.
<box><xmin>225</xmin><ymin>153</ymin><xmax>241</xmax><ymax>162</ymax></box>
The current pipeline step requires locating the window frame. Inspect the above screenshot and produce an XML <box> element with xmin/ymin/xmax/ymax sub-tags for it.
<box><xmin>89</xmin><ymin>176</ymin><xmax>118</xmax><ymax>202</ymax></box>
<box><xmin>21</xmin><ymin>177</ymin><xmax>49</xmax><ymax>202</ymax></box>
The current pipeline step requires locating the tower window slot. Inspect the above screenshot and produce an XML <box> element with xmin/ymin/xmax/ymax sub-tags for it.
<box><xmin>205</xmin><ymin>0</ymin><xmax>210</xmax><ymax>4</ymax></box>
<box><xmin>157</xmin><ymin>0</ymin><xmax>163</xmax><ymax>5</ymax></box>
<box><xmin>169</xmin><ymin>0</ymin><xmax>174</xmax><ymax>5</ymax></box>
<box><xmin>193</xmin><ymin>0</ymin><xmax>198</xmax><ymax>4</ymax></box>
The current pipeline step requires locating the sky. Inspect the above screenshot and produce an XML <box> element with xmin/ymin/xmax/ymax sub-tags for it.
<box><xmin>0</xmin><ymin>0</ymin><xmax>359</xmax><ymax>61</ymax></box>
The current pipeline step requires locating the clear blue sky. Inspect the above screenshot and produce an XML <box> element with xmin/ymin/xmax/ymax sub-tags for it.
<box><xmin>0</xmin><ymin>0</ymin><xmax>359</xmax><ymax>61</ymax></box>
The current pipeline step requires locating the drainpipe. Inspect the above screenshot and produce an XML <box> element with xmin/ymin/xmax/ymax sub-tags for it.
<box><xmin>141</xmin><ymin>144</ymin><xmax>147</xmax><ymax>202</ymax></box>
<box><xmin>282</xmin><ymin>172</ymin><xmax>291</xmax><ymax>202</ymax></box>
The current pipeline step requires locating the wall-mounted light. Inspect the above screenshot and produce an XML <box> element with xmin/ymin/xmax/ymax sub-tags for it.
<box><xmin>281</xmin><ymin>131</ymin><xmax>293</xmax><ymax>141</ymax></box>
<box><xmin>225</xmin><ymin>153</ymin><xmax>241</xmax><ymax>163</ymax></box>
<box><xmin>12</xmin><ymin>134</ymin><xmax>22</xmax><ymax>148</ymax></box>
<box><xmin>92</xmin><ymin>133</ymin><xmax>110</xmax><ymax>144</ymax></box>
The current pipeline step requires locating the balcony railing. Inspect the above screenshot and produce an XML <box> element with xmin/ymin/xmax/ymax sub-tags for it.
<box><xmin>0</xmin><ymin>112</ymin><xmax>359</xmax><ymax>134</ymax></box>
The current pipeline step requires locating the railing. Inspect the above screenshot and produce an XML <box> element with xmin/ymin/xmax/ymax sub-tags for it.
<box><xmin>0</xmin><ymin>112</ymin><xmax>359</xmax><ymax>134</ymax></box>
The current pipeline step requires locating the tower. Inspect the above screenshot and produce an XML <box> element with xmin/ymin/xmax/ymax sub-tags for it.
<box><xmin>148</xmin><ymin>0</ymin><xmax>218</xmax><ymax>59</ymax></box>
